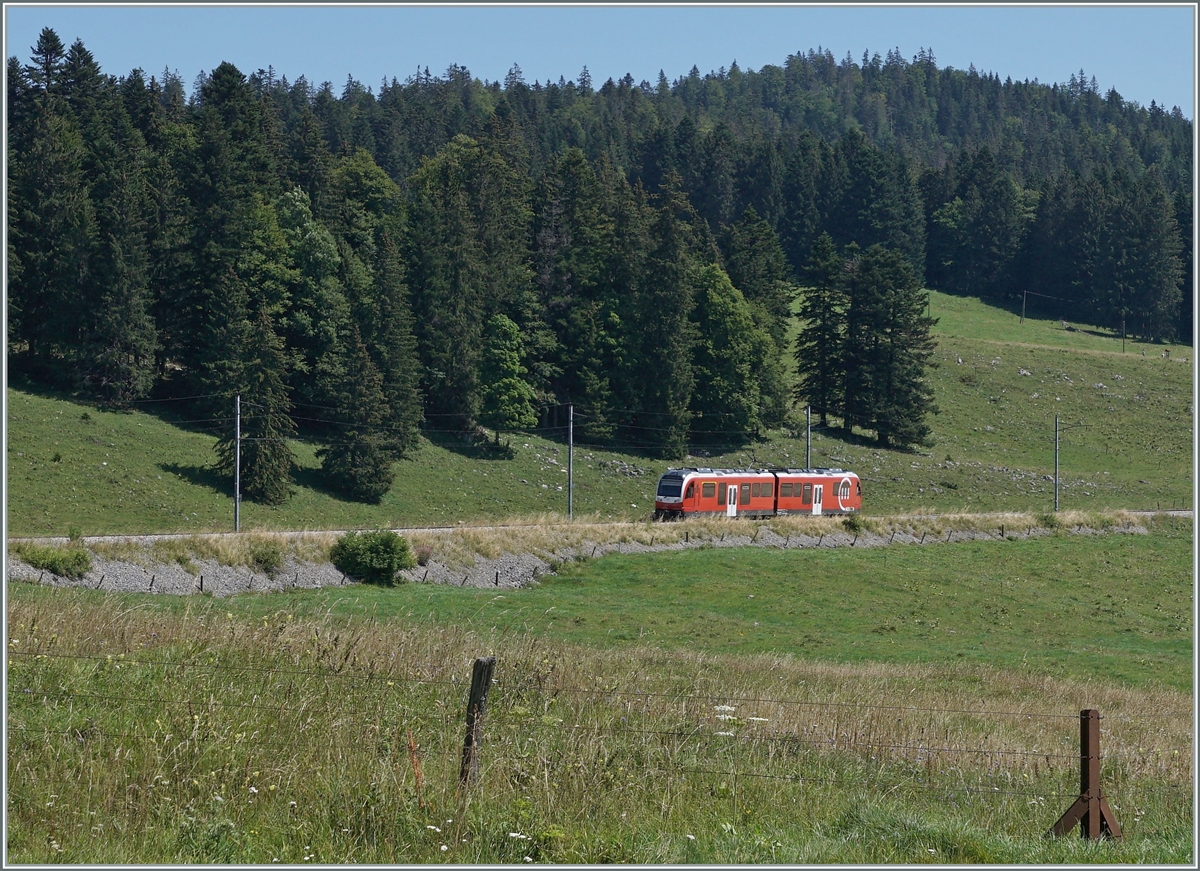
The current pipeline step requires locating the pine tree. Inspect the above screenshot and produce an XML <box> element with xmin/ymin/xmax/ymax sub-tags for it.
<box><xmin>841</xmin><ymin>245</ymin><xmax>938</xmax><ymax>448</ymax></box>
<box><xmin>7</xmin><ymin>107</ymin><xmax>95</xmax><ymax>383</ymax></box>
<box><xmin>794</xmin><ymin>233</ymin><xmax>848</xmax><ymax>427</ymax></box>
<box><xmin>25</xmin><ymin>27</ymin><xmax>66</xmax><ymax>100</ymax></box>
<box><xmin>533</xmin><ymin>148</ymin><xmax>619</xmax><ymax>440</ymax></box>
<box><xmin>478</xmin><ymin>314</ymin><xmax>539</xmax><ymax>442</ymax></box>
<box><xmin>70</xmin><ymin>44</ymin><xmax>158</xmax><ymax>404</ymax></box>
<box><xmin>688</xmin><ymin>265</ymin><xmax>769</xmax><ymax>442</ymax></box>
<box><xmin>720</xmin><ymin>206</ymin><xmax>795</xmax><ymax>347</ymax></box>
<box><xmin>406</xmin><ymin>135</ymin><xmax>488</xmax><ymax>426</ymax></box>
<box><xmin>211</xmin><ymin>302</ymin><xmax>297</xmax><ymax>506</ymax></box>
<box><xmin>316</xmin><ymin>326</ymin><xmax>395</xmax><ymax>503</ymax></box>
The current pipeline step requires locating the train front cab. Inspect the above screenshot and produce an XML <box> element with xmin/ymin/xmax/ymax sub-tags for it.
<box><xmin>655</xmin><ymin>470</ymin><xmax>777</xmax><ymax>519</ymax></box>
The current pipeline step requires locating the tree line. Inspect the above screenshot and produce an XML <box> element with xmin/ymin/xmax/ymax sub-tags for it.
<box><xmin>7</xmin><ymin>29</ymin><xmax>1192</xmax><ymax>504</ymax></box>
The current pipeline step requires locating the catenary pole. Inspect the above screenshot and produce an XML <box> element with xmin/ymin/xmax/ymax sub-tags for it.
<box><xmin>568</xmin><ymin>404</ymin><xmax>574</xmax><ymax>519</ymax></box>
<box><xmin>234</xmin><ymin>394</ymin><xmax>242</xmax><ymax>532</ymax></box>
<box><xmin>1054</xmin><ymin>414</ymin><xmax>1060</xmax><ymax>513</ymax></box>
<box><xmin>806</xmin><ymin>405</ymin><xmax>811</xmax><ymax>469</ymax></box>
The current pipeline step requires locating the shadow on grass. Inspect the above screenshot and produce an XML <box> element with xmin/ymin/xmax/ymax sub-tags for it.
<box><xmin>290</xmin><ymin>464</ymin><xmax>382</xmax><ymax>504</ymax></box>
<box><xmin>423</xmin><ymin>429</ymin><xmax>517</xmax><ymax>460</ymax></box>
<box><xmin>159</xmin><ymin>462</ymin><xmax>229</xmax><ymax>497</ymax></box>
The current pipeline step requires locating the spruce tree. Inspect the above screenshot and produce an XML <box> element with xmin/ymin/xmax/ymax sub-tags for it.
<box><xmin>688</xmin><ymin>265</ymin><xmax>769</xmax><ymax>442</ymax></box>
<box><xmin>211</xmin><ymin>303</ymin><xmax>297</xmax><ymax>506</ymax></box>
<box><xmin>7</xmin><ymin>107</ymin><xmax>95</xmax><ymax>382</ymax></box>
<box><xmin>406</xmin><ymin>135</ymin><xmax>488</xmax><ymax>426</ymax></box>
<box><xmin>533</xmin><ymin>148</ymin><xmax>619</xmax><ymax>441</ymax></box>
<box><xmin>627</xmin><ymin>173</ymin><xmax>697</xmax><ymax>459</ymax></box>
<box><xmin>316</xmin><ymin>326</ymin><xmax>395</xmax><ymax>503</ymax></box>
<box><xmin>841</xmin><ymin>245</ymin><xmax>938</xmax><ymax>448</ymax></box>
<box><xmin>478</xmin><ymin>314</ymin><xmax>539</xmax><ymax>442</ymax></box>
<box><xmin>794</xmin><ymin>233</ymin><xmax>848</xmax><ymax>427</ymax></box>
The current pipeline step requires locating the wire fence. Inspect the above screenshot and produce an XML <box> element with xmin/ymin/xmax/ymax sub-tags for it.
<box><xmin>8</xmin><ymin>648</ymin><xmax>1192</xmax><ymax>821</ymax></box>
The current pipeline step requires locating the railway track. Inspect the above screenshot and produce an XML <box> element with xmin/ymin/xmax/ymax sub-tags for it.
<box><xmin>8</xmin><ymin>508</ymin><xmax>1190</xmax><ymax>547</ymax></box>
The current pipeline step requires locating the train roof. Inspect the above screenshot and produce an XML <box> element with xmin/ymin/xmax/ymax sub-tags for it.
<box><xmin>661</xmin><ymin>467</ymin><xmax>857</xmax><ymax>477</ymax></box>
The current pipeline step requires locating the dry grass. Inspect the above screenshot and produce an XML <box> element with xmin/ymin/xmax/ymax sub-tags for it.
<box><xmin>6</xmin><ymin>578</ymin><xmax>1191</xmax><ymax>863</ymax></box>
<box><xmin>61</xmin><ymin>510</ymin><xmax>1149</xmax><ymax>575</ymax></box>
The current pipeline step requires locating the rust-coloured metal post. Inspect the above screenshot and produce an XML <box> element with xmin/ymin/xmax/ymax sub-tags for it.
<box><xmin>1049</xmin><ymin>709</ymin><xmax>1122</xmax><ymax>840</ymax></box>
<box><xmin>458</xmin><ymin>656</ymin><xmax>497</xmax><ymax>787</ymax></box>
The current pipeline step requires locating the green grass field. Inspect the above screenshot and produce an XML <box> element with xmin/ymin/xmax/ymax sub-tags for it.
<box><xmin>5</xmin><ymin>292</ymin><xmax>1192</xmax><ymax>536</ymax></box>
<box><xmin>5</xmin><ymin>291</ymin><xmax>1193</xmax><ymax>863</ymax></box>
<box><xmin>6</xmin><ymin>519</ymin><xmax>1193</xmax><ymax>863</ymax></box>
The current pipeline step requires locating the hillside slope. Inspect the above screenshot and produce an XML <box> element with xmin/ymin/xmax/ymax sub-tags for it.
<box><xmin>5</xmin><ymin>295</ymin><xmax>1192</xmax><ymax>536</ymax></box>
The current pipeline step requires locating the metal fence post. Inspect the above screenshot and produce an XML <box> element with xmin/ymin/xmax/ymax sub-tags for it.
<box><xmin>1049</xmin><ymin>709</ymin><xmax>1122</xmax><ymax>839</ymax></box>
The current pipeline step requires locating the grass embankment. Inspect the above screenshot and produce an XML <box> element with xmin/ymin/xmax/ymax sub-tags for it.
<box><xmin>5</xmin><ymin>293</ymin><xmax>1192</xmax><ymax>536</ymax></box>
<box><xmin>7</xmin><ymin>522</ymin><xmax>1193</xmax><ymax>863</ymax></box>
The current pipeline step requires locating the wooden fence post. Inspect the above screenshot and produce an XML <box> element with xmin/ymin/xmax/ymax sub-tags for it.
<box><xmin>459</xmin><ymin>655</ymin><xmax>497</xmax><ymax>788</ymax></box>
<box><xmin>1049</xmin><ymin>709</ymin><xmax>1122</xmax><ymax>840</ymax></box>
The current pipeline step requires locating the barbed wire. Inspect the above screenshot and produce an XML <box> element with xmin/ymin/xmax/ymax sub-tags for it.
<box><xmin>9</xmin><ymin>651</ymin><xmax>1193</xmax><ymax>723</ymax></box>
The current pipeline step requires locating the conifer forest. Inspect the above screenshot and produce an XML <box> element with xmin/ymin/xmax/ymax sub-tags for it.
<box><xmin>6</xmin><ymin>30</ymin><xmax>1193</xmax><ymax>503</ymax></box>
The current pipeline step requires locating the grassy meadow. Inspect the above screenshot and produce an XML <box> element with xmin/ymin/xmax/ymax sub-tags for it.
<box><xmin>5</xmin><ymin>292</ymin><xmax>1194</xmax><ymax>862</ymax></box>
<box><xmin>5</xmin><ymin>516</ymin><xmax>1193</xmax><ymax>863</ymax></box>
<box><xmin>5</xmin><ymin>292</ymin><xmax>1193</xmax><ymax>537</ymax></box>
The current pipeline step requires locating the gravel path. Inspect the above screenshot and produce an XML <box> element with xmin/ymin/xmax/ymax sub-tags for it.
<box><xmin>6</xmin><ymin>520</ymin><xmax>1148</xmax><ymax>598</ymax></box>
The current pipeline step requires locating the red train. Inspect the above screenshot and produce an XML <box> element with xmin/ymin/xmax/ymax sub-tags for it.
<box><xmin>653</xmin><ymin>467</ymin><xmax>862</xmax><ymax>521</ymax></box>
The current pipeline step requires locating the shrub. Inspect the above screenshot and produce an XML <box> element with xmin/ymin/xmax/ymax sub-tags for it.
<box><xmin>842</xmin><ymin>514</ymin><xmax>864</xmax><ymax>534</ymax></box>
<box><xmin>414</xmin><ymin>544</ymin><xmax>433</xmax><ymax>566</ymax></box>
<box><xmin>247</xmin><ymin>539</ymin><xmax>285</xmax><ymax>577</ymax></box>
<box><xmin>330</xmin><ymin>529</ymin><xmax>415</xmax><ymax>586</ymax></box>
<box><xmin>11</xmin><ymin>542</ymin><xmax>92</xmax><ymax>579</ymax></box>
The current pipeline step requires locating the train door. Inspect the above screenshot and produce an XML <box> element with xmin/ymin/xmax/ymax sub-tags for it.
<box><xmin>726</xmin><ymin>485</ymin><xmax>738</xmax><ymax>517</ymax></box>
<box><xmin>812</xmin><ymin>485</ymin><xmax>823</xmax><ymax>515</ymax></box>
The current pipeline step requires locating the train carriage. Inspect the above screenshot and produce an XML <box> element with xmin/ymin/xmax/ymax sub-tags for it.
<box><xmin>654</xmin><ymin>467</ymin><xmax>861</xmax><ymax>521</ymax></box>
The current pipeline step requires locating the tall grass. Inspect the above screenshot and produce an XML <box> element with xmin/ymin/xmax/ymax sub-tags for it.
<box><xmin>6</xmin><ymin>589</ymin><xmax>1191</xmax><ymax>863</ymax></box>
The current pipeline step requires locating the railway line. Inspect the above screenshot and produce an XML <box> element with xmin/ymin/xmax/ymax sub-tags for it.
<box><xmin>7</xmin><ymin>508</ymin><xmax>1190</xmax><ymax>548</ymax></box>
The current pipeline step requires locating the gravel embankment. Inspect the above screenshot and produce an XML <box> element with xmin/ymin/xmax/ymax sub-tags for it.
<box><xmin>6</xmin><ymin>521</ymin><xmax>1146</xmax><ymax>598</ymax></box>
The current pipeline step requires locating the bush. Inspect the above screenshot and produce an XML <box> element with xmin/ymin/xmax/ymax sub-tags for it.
<box><xmin>247</xmin><ymin>539</ymin><xmax>285</xmax><ymax>577</ymax></box>
<box><xmin>842</xmin><ymin>513</ymin><xmax>864</xmax><ymax>534</ymax></box>
<box><xmin>330</xmin><ymin>529</ymin><xmax>415</xmax><ymax>586</ymax></box>
<box><xmin>11</xmin><ymin>542</ymin><xmax>92</xmax><ymax>579</ymax></box>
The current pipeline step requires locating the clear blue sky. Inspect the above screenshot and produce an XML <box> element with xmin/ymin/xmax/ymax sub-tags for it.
<box><xmin>4</xmin><ymin>4</ymin><xmax>1196</xmax><ymax>117</ymax></box>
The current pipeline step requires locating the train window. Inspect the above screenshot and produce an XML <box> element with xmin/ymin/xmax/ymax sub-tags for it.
<box><xmin>717</xmin><ymin>485</ymin><xmax>726</xmax><ymax>505</ymax></box>
<box><xmin>740</xmin><ymin>483</ymin><xmax>751</xmax><ymax>503</ymax></box>
<box><xmin>657</xmin><ymin>477</ymin><xmax>683</xmax><ymax>497</ymax></box>
<box><xmin>752</xmin><ymin>483</ymin><xmax>760</xmax><ymax>498</ymax></box>
<box><xmin>702</xmin><ymin>482</ymin><xmax>716</xmax><ymax>499</ymax></box>
<box><xmin>780</xmin><ymin>483</ymin><xmax>793</xmax><ymax>497</ymax></box>
<box><xmin>763</xmin><ymin>482</ymin><xmax>773</xmax><ymax>497</ymax></box>
<box><xmin>857</xmin><ymin>482</ymin><xmax>862</xmax><ymax>496</ymax></box>
<box><xmin>840</xmin><ymin>481</ymin><xmax>850</xmax><ymax>498</ymax></box>
<box><xmin>802</xmin><ymin>483</ymin><xmax>813</xmax><ymax>504</ymax></box>
<box><xmin>685</xmin><ymin>482</ymin><xmax>695</xmax><ymax>499</ymax></box>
